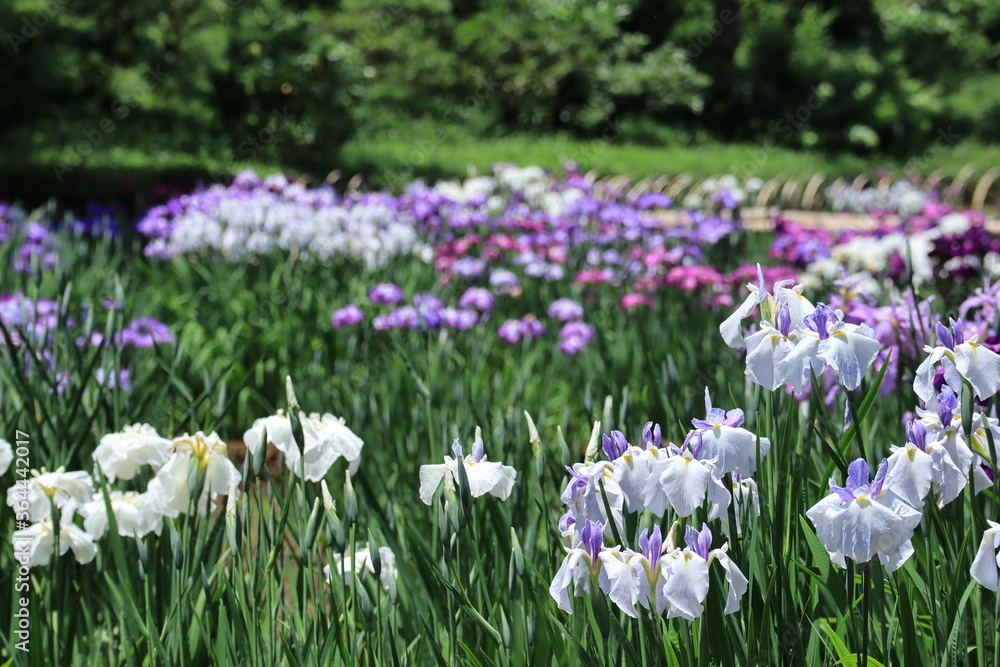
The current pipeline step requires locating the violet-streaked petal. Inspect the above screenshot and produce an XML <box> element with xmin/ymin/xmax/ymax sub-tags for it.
<box><xmin>686</xmin><ymin>524</ymin><xmax>713</xmax><ymax>561</ymax></box>
<box><xmin>581</xmin><ymin>520</ymin><xmax>604</xmax><ymax>563</ymax></box>
<box><xmin>846</xmin><ymin>459</ymin><xmax>870</xmax><ymax>491</ymax></box>
<box><xmin>776</xmin><ymin>303</ymin><xmax>792</xmax><ymax>337</ymax></box>
<box><xmin>869</xmin><ymin>458</ymin><xmax>889</xmax><ymax>497</ymax></box>
<box><xmin>936</xmin><ymin>321</ymin><xmax>954</xmax><ymax>350</ymax></box>
<box><xmin>829</xmin><ymin>483</ymin><xmax>855</xmax><ymax>503</ymax></box>
<box><xmin>950</xmin><ymin>318</ymin><xmax>964</xmax><ymax>345</ymax></box>
<box><xmin>640</xmin><ymin>526</ymin><xmax>663</xmax><ymax>568</ymax></box>
<box><xmin>906</xmin><ymin>421</ymin><xmax>927</xmax><ymax>451</ymax></box>
<box><xmin>755</xmin><ymin>263</ymin><xmax>767</xmax><ymax>297</ymax></box>
<box><xmin>723</xmin><ymin>409</ymin><xmax>745</xmax><ymax>427</ymax></box>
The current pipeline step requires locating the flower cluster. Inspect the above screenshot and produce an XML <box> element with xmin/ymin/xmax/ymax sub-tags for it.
<box><xmin>137</xmin><ymin>171</ymin><xmax>424</xmax><ymax>268</ymax></box>
<box><xmin>792</xmin><ymin>314</ymin><xmax>998</xmax><ymax>575</ymax></box>
<box><xmin>785</xmin><ymin>186</ymin><xmax>1000</xmax><ymax>290</ymax></box>
<box><xmin>8</xmin><ymin>378</ymin><xmax>365</xmax><ymax>570</ymax></box>
<box><xmin>1</xmin><ymin>291</ymin><xmax>171</xmax><ymax>393</ymax></box>
<box><xmin>550</xmin><ymin>391</ymin><xmax>765</xmax><ymax>619</ymax></box>
<box><xmin>7</xmin><ymin>425</ymin><xmax>239</xmax><ymax>567</ymax></box>
<box><xmin>721</xmin><ymin>266</ymin><xmax>881</xmax><ymax>392</ymax></box>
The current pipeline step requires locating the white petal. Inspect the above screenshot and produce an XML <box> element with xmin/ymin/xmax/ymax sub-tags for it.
<box><xmin>779</xmin><ymin>336</ymin><xmax>821</xmax><ymax>392</ymax></box>
<box><xmin>486</xmin><ymin>464</ymin><xmax>517</xmax><ymax>501</ymax></box>
<box><xmin>720</xmin><ymin>292</ymin><xmax>760</xmax><ymax>348</ymax></box>
<box><xmin>659</xmin><ymin>456</ymin><xmax>711</xmax><ymax>518</ymax></box>
<box><xmin>711</xmin><ymin>549</ymin><xmax>749</xmax><ymax>614</ymax></box>
<box><xmin>914</xmin><ymin>348</ymin><xmax>948</xmax><ymax>404</ymax></box>
<box><xmin>613</xmin><ymin>447</ymin><xmax>654</xmax><ymax>513</ymax></box>
<box><xmin>464</xmin><ymin>460</ymin><xmax>505</xmax><ymax>498</ymax></box>
<box><xmin>663</xmin><ymin>551</ymin><xmax>710</xmax><ymax>621</ymax></box>
<box><xmin>60</xmin><ymin>524</ymin><xmax>98</xmax><ymax>564</ymax></box>
<box><xmin>818</xmin><ymin>328</ymin><xmax>880</xmax><ymax>390</ymax></box>
<box><xmin>418</xmin><ymin>463</ymin><xmax>450</xmax><ymax>505</ymax></box>
<box><xmin>605</xmin><ymin>553</ymin><xmax>642</xmax><ymax>619</ymax></box>
<box><xmin>878</xmin><ymin>539</ymin><xmax>914</xmax><ymax>573</ymax></box>
<box><xmin>885</xmin><ymin>446</ymin><xmax>933</xmax><ymax>509</ymax></box>
<box><xmin>745</xmin><ymin>330</ymin><xmax>793</xmax><ymax>391</ymax></box>
<box><xmin>971</xmin><ymin>532</ymin><xmax>1000</xmax><ymax>591</ymax></box>
<box><xmin>956</xmin><ymin>342</ymin><xmax>1000</xmax><ymax>400</ymax></box>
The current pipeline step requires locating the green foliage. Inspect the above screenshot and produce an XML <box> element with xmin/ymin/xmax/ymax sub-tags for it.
<box><xmin>2</xmin><ymin>194</ymin><xmax>999</xmax><ymax>664</ymax></box>
<box><xmin>0</xmin><ymin>0</ymin><xmax>356</xmax><ymax>173</ymax></box>
<box><xmin>3</xmin><ymin>0</ymin><xmax>1000</xmax><ymax>196</ymax></box>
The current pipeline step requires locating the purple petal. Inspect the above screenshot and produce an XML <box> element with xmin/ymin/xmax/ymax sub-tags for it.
<box><xmin>869</xmin><ymin>459</ymin><xmax>889</xmax><ymax>497</ymax></box>
<box><xmin>936</xmin><ymin>321</ymin><xmax>954</xmax><ymax>350</ymax></box>
<box><xmin>776</xmin><ymin>303</ymin><xmax>792</xmax><ymax>337</ymax></box>
<box><xmin>906</xmin><ymin>421</ymin><xmax>927</xmax><ymax>451</ymax></box>
<box><xmin>846</xmin><ymin>459</ymin><xmax>870</xmax><ymax>491</ymax></box>
<box><xmin>582</xmin><ymin>520</ymin><xmax>604</xmax><ymax>563</ymax></box>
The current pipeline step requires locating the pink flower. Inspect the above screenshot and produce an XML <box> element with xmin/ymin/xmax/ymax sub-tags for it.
<box><xmin>574</xmin><ymin>269</ymin><xmax>610</xmax><ymax>285</ymax></box>
<box><xmin>666</xmin><ymin>265</ymin><xmax>723</xmax><ymax>291</ymax></box>
<box><xmin>621</xmin><ymin>293</ymin><xmax>653</xmax><ymax>309</ymax></box>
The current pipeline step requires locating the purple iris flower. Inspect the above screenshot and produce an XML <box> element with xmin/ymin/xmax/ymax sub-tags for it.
<box><xmin>331</xmin><ymin>305</ymin><xmax>365</xmax><ymax>329</ymax></box>
<box><xmin>905</xmin><ymin>421</ymin><xmax>927</xmax><ymax>451</ymax></box>
<box><xmin>458</xmin><ymin>287</ymin><xmax>495</xmax><ymax>312</ymax></box>
<box><xmin>498</xmin><ymin>319</ymin><xmax>524</xmax><ymax>344</ymax></box>
<box><xmin>451</xmin><ymin>257</ymin><xmax>486</xmax><ymax>278</ymax></box>
<box><xmin>369</xmin><ymin>283</ymin><xmax>404</xmax><ymax>305</ymax></box>
<box><xmin>692</xmin><ymin>406</ymin><xmax>745</xmax><ymax>430</ymax></box>
<box><xmin>830</xmin><ymin>459</ymin><xmax>888</xmax><ymax>503</ymax></box>
<box><xmin>558</xmin><ymin>322</ymin><xmax>595</xmax><ymax>355</ymax></box>
<box><xmin>421</xmin><ymin>310</ymin><xmax>442</xmax><ymax>328</ymax></box>
<box><xmin>558</xmin><ymin>511</ymin><xmax>576</xmax><ymax>535</ymax></box>
<box><xmin>549</xmin><ymin>298</ymin><xmax>584</xmax><ymax>322</ymax></box>
<box><xmin>935</xmin><ymin>318</ymin><xmax>964</xmax><ymax>350</ymax></box>
<box><xmin>520</xmin><ymin>315</ymin><xmax>546</xmax><ymax>340</ymax></box>
<box><xmin>96</xmin><ymin>367</ymin><xmax>132</xmax><ymax>393</ymax></box>
<box><xmin>601</xmin><ymin>431</ymin><xmax>628</xmax><ymax>461</ymax></box>
<box><xmin>803</xmin><ymin>303</ymin><xmax>838</xmax><ymax>340</ymax></box>
<box><xmin>119</xmin><ymin>317</ymin><xmax>173</xmax><ymax>348</ymax></box>
<box><xmin>685</xmin><ymin>524</ymin><xmax>713</xmax><ymax>561</ymax></box>
<box><xmin>489</xmin><ymin>269</ymin><xmax>520</xmax><ymax>293</ymax></box>
<box><xmin>775</xmin><ymin>303</ymin><xmax>792</xmax><ymax>337</ymax></box>
<box><xmin>414</xmin><ymin>293</ymin><xmax>445</xmax><ymax>312</ymax></box>
<box><xmin>937</xmin><ymin>387</ymin><xmax>958</xmax><ymax>427</ymax></box>
<box><xmin>440</xmin><ymin>308</ymin><xmax>479</xmax><ymax>331</ymax></box>
<box><xmin>581</xmin><ymin>520</ymin><xmax>604</xmax><ymax>564</ymax></box>
<box><xmin>642</xmin><ymin>422</ymin><xmax>662</xmax><ymax>449</ymax></box>
<box><xmin>388</xmin><ymin>306</ymin><xmax>420</xmax><ymax>329</ymax></box>
<box><xmin>638</xmin><ymin>526</ymin><xmax>664</xmax><ymax>569</ymax></box>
